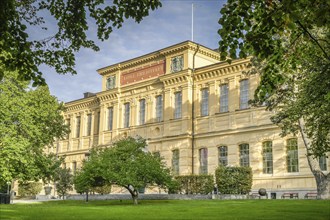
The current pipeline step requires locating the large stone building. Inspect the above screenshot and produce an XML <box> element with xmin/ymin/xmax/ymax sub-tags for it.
<box><xmin>52</xmin><ymin>41</ymin><xmax>328</xmax><ymax>198</ymax></box>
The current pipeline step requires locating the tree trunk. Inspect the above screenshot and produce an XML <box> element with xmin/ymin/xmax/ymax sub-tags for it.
<box><xmin>298</xmin><ymin>118</ymin><xmax>330</xmax><ymax>199</ymax></box>
<box><xmin>125</xmin><ymin>185</ymin><xmax>139</xmax><ymax>205</ymax></box>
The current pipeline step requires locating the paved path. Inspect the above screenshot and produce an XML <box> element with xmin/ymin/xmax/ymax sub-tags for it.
<box><xmin>13</xmin><ymin>198</ymin><xmax>61</xmax><ymax>204</ymax></box>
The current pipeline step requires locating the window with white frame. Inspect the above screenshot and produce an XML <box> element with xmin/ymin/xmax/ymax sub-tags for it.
<box><xmin>262</xmin><ymin>141</ymin><xmax>273</xmax><ymax>174</ymax></box>
<box><xmin>75</xmin><ymin>116</ymin><xmax>81</xmax><ymax>138</ymax></box>
<box><xmin>220</xmin><ymin>84</ymin><xmax>229</xmax><ymax>112</ymax></box>
<box><xmin>287</xmin><ymin>138</ymin><xmax>299</xmax><ymax>172</ymax></box>
<box><xmin>124</xmin><ymin>103</ymin><xmax>130</xmax><ymax>128</ymax></box>
<box><xmin>139</xmin><ymin>99</ymin><xmax>146</xmax><ymax>125</ymax></box>
<box><xmin>86</xmin><ymin>114</ymin><xmax>92</xmax><ymax>136</ymax></box>
<box><xmin>218</xmin><ymin>146</ymin><xmax>228</xmax><ymax>166</ymax></box>
<box><xmin>106</xmin><ymin>75</ymin><xmax>116</xmax><ymax>90</ymax></box>
<box><xmin>108</xmin><ymin>107</ymin><xmax>113</xmax><ymax>131</ymax></box>
<box><xmin>199</xmin><ymin>148</ymin><xmax>208</xmax><ymax>174</ymax></box>
<box><xmin>319</xmin><ymin>155</ymin><xmax>327</xmax><ymax>171</ymax></box>
<box><xmin>172</xmin><ymin>149</ymin><xmax>180</xmax><ymax>175</ymax></box>
<box><xmin>155</xmin><ymin>95</ymin><xmax>163</xmax><ymax>122</ymax></box>
<box><xmin>200</xmin><ymin>88</ymin><xmax>209</xmax><ymax>116</ymax></box>
<box><xmin>174</xmin><ymin>91</ymin><xmax>182</xmax><ymax>119</ymax></box>
<box><xmin>170</xmin><ymin>55</ymin><xmax>184</xmax><ymax>73</ymax></box>
<box><xmin>239</xmin><ymin>143</ymin><xmax>250</xmax><ymax>167</ymax></box>
<box><xmin>239</xmin><ymin>79</ymin><xmax>249</xmax><ymax>109</ymax></box>
<box><xmin>95</xmin><ymin>111</ymin><xmax>100</xmax><ymax>134</ymax></box>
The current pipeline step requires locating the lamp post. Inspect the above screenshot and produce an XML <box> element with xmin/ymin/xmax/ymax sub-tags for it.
<box><xmin>6</xmin><ymin>181</ymin><xmax>11</xmax><ymax>194</ymax></box>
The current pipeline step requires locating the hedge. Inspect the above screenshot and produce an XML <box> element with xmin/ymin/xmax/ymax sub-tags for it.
<box><xmin>173</xmin><ymin>175</ymin><xmax>214</xmax><ymax>195</ymax></box>
<box><xmin>215</xmin><ymin>166</ymin><xmax>252</xmax><ymax>194</ymax></box>
<box><xmin>18</xmin><ymin>182</ymin><xmax>42</xmax><ymax>197</ymax></box>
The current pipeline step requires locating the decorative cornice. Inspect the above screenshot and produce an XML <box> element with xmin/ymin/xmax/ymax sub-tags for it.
<box><xmin>65</xmin><ymin>97</ymin><xmax>100</xmax><ymax>112</ymax></box>
<box><xmin>194</xmin><ymin>58</ymin><xmax>250</xmax><ymax>82</ymax></box>
<box><xmin>97</xmin><ymin>41</ymin><xmax>219</xmax><ymax>76</ymax></box>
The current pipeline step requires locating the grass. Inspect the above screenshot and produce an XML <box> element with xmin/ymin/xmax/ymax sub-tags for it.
<box><xmin>0</xmin><ymin>199</ymin><xmax>329</xmax><ymax>220</ymax></box>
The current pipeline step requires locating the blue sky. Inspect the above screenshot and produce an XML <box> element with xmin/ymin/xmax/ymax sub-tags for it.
<box><xmin>39</xmin><ymin>0</ymin><xmax>227</xmax><ymax>102</ymax></box>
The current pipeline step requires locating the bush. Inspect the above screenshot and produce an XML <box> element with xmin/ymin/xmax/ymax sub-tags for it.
<box><xmin>18</xmin><ymin>182</ymin><xmax>42</xmax><ymax>197</ymax></box>
<box><xmin>92</xmin><ymin>184</ymin><xmax>112</xmax><ymax>195</ymax></box>
<box><xmin>174</xmin><ymin>175</ymin><xmax>214</xmax><ymax>194</ymax></box>
<box><xmin>215</xmin><ymin>166</ymin><xmax>252</xmax><ymax>194</ymax></box>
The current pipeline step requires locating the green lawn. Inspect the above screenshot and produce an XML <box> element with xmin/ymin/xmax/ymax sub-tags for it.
<box><xmin>0</xmin><ymin>199</ymin><xmax>329</xmax><ymax>220</ymax></box>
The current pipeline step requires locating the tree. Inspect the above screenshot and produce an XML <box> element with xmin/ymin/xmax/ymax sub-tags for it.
<box><xmin>76</xmin><ymin>137</ymin><xmax>173</xmax><ymax>205</ymax></box>
<box><xmin>0</xmin><ymin>66</ymin><xmax>69</xmax><ymax>186</ymax></box>
<box><xmin>55</xmin><ymin>168</ymin><xmax>73</xmax><ymax>200</ymax></box>
<box><xmin>218</xmin><ymin>0</ymin><xmax>330</xmax><ymax>198</ymax></box>
<box><xmin>0</xmin><ymin>0</ymin><xmax>162</xmax><ymax>86</ymax></box>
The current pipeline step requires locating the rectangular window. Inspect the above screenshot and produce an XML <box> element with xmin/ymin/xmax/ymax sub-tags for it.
<box><xmin>287</xmin><ymin>138</ymin><xmax>299</xmax><ymax>172</ymax></box>
<box><xmin>72</xmin><ymin>162</ymin><xmax>77</xmax><ymax>175</ymax></box>
<box><xmin>172</xmin><ymin>149</ymin><xmax>180</xmax><ymax>175</ymax></box>
<box><xmin>75</xmin><ymin>116</ymin><xmax>81</xmax><ymax>138</ymax></box>
<box><xmin>218</xmin><ymin>146</ymin><xmax>228</xmax><ymax>166</ymax></box>
<box><xmin>155</xmin><ymin>95</ymin><xmax>163</xmax><ymax>122</ymax></box>
<box><xmin>199</xmin><ymin>148</ymin><xmax>208</xmax><ymax>174</ymax></box>
<box><xmin>124</xmin><ymin>103</ymin><xmax>130</xmax><ymax>128</ymax></box>
<box><xmin>96</xmin><ymin>112</ymin><xmax>100</xmax><ymax>134</ymax></box>
<box><xmin>106</xmin><ymin>75</ymin><xmax>116</xmax><ymax>90</ymax></box>
<box><xmin>139</xmin><ymin>99</ymin><xmax>146</xmax><ymax>125</ymax></box>
<box><xmin>262</xmin><ymin>141</ymin><xmax>273</xmax><ymax>174</ymax></box>
<box><xmin>239</xmin><ymin>143</ymin><xmax>250</xmax><ymax>167</ymax></box>
<box><xmin>86</xmin><ymin>114</ymin><xmax>92</xmax><ymax>136</ymax></box>
<box><xmin>174</xmin><ymin>92</ymin><xmax>182</xmax><ymax>119</ymax></box>
<box><xmin>319</xmin><ymin>155</ymin><xmax>327</xmax><ymax>171</ymax></box>
<box><xmin>108</xmin><ymin>107</ymin><xmax>113</xmax><ymax>131</ymax></box>
<box><xmin>240</xmin><ymin>79</ymin><xmax>249</xmax><ymax>109</ymax></box>
<box><xmin>201</xmin><ymin>88</ymin><xmax>209</xmax><ymax>116</ymax></box>
<box><xmin>220</xmin><ymin>84</ymin><xmax>229</xmax><ymax>112</ymax></box>
<box><xmin>65</xmin><ymin>119</ymin><xmax>71</xmax><ymax>139</ymax></box>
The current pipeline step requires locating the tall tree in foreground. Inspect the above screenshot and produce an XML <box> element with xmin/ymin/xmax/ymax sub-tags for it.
<box><xmin>0</xmin><ymin>63</ymin><xmax>69</xmax><ymax>186</ymax></box>
<box><xmin>0</xmin><ymin>0</ymin><xmax>162</xmax><ymax>85</ymax></box>
<box><xmin>218</xmin><ymin>0</ymin><xmax>329</xmax><ymax>198</ymax></box>
<box><xmin>76</xmin><ymin>137</ymin><xmax>174</xmax><ymax>205</ymax></box>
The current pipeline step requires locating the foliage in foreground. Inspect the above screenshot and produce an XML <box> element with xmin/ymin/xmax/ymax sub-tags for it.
<box><xmin>74</xmin><ymin>137</ymin><xmax>174</xmax><ymax>205</ymax></box>
<box><xmin>173</xmin><ymin>175</ymin><xmax>214</xmax><ymax>195</ymax></box>
<box><xmin>218</xmin><ymin>0</ymin><xmax>330</xmax><ymax>198</ymax></box>
<box><xmin>18</xmin><ymin>182</ymin><xmax>42</xmax><ymax>197</ymax></box>
<box><xmin>55</xmin><ymin>168</ymin><xmax>73</xmax><ymax>200</ymax></box>
<box><xmin>0</xmin><ymin>0</ymin><xmax>162</xmax><ymax>85</ymax></box>
<box><xmin>215</xmin><ymin>166</ymin><xmax>252</xmax><ymax>194</ymax></box>
<box><xmin>0</xmin><ymin>69</ymin><xmax>69</xmax><ymax>186</ymax></box>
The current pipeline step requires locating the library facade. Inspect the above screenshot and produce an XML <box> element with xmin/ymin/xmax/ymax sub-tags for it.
<box><xmin>53</xmin><ymin>41</ymin><xmax>328</xmax><ymax>197</ymax></box>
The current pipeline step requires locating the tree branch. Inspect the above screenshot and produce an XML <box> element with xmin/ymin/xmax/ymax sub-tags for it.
<box><xmin>296</xmin><ymin>20</ymin><xmax>330</xmax><ymax>61</ymax></box>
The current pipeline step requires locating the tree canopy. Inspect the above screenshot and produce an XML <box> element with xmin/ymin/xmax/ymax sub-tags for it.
<box><xmin>218</xmin><ymin>0</ymin><xmax>330</xmax><ymax>157</ymax></box>
<box><xmin>0</xmin><ymin>65</ymin><xmax>69</xmax><ymax>185</ymax></box>
<box><xmin>74</xmin><ymin>137</ymin><xmax>173</xmax><ymax>204</ymax></box>
<box><xmin>0</xmin><ymin>0</ymin><xmax>162</xmax><ymax>86</ymax></box>
<box><xmin>218</xmin><ymin>0</ymin><xmax>330</xmax><ymax>198</ymax></box>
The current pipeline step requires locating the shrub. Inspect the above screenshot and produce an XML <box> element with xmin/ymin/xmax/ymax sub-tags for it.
<box><xmin>18</xmin><ymin>182</ymin><xmax>42</xmax><ymax>197</ymax></box>
<box><xmin>174</xmin><ymin>175</ymin><xmax>214</xmax><ymax>194</ymax></box>
<box><xmin>92</xmin><ymin>184</ymin><xmax>112</xmax><ymax>195</ymax></box>
<box><xmin>215</xmin><ymin>166</ymin><xmax>252</xmax><ymax>194</ymax></box>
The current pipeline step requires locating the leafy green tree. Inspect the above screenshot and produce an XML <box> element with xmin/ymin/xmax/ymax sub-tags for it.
<box><xmin>218</xmin><ymin>0</ymin><xmax>329</xmax><ymax>198</ymax></box>
<box><xmin>0</xmin><ymin>0</ymin><xmax>162</xmax><ymax>85</ymax></box>
<box><xmin>55</xmin><ymin>168</ymin><xmax>73</xmax><ymax>200</ymax></box>
<box><xmin>76</xmin><ymin>137</ymin><xmax>173</xmax><ymax>205</ymax></box>
<box><xmin>0</xmin><ymin>67</ymin><xmax>69</xmax><ymax>186</ymax></box>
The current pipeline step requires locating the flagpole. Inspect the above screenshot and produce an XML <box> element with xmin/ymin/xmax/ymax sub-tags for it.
<box><xmin>192</xmin><ymin>3</ymin><xmax>194</xmax><ymax>41</ymax></box>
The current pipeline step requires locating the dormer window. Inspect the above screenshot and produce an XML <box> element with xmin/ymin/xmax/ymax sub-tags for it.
<box><xmin>106</xmin><ymin>75</ymin><xmax>116</xmax><ymax>90</ymax></box>
<box><xmin>170</xmin><ymin>55</ymin><xmax>184</xmax><ymax>73</ymax></box>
